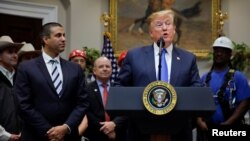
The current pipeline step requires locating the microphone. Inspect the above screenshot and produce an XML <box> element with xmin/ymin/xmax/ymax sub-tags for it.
<box><xmin>157</xmin><ymin>36</ymin><xmax>165</xmax><ymax>81</ymax></box>
<box><xmin>156</xmin><ymin>36</ymin><xmax>165</xmax><ymax>48</ymax></box>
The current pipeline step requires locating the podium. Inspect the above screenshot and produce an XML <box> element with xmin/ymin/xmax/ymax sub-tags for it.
<box><xmin>106</xmin><ymin>87</ymin><xmax>215</xmax><ymax>135</ymax></box>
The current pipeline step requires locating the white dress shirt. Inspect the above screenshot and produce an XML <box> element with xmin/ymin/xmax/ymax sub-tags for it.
<box><xmin>42</xmin><ymin>51</ymin><xmax>63</xmax><ymax>84</ymax></box>
<box><xmin>153</xmin><ymin>42</ymin><xmax>172</xmax><ymax>82</ymax></box>
<box><xmin>0</xmin><ymin>66</ymin><xmax>15</xmax><ymax>85</ymax></box>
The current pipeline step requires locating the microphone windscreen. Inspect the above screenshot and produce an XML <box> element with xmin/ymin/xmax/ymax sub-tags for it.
<box><xmin>156</xmin><ymin>37</ymin><xmax>165</xmax><ymax>47</ymax></box>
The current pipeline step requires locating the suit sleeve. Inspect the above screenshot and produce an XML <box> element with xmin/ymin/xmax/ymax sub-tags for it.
<box><xmin>85</xmin><ymin>83</ymin><xmax>103</xmax><ymax>130</ymax></box>
<box><xmin>64</xmin><ymin>65</ymin><xmax>89</xmax><ymax>133</ymax></box>
<box><xmin>189</xmin><ymin>54</ymin><xmax>201</xmax><ymax>87</ymax></box>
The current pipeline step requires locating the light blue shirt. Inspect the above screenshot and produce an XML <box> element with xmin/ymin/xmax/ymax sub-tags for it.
<box><xmin>96</xmin><ymin>79</ymin><xmax>111</xmax><ymax>104</ymax></box>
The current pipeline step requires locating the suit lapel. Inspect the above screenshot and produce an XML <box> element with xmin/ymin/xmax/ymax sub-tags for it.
<box><xmin>170</xmin><ymin>47</ymin><xmax>181</xmax><ymax>85</ymax></box>
<box><xmin>36</xmin><ymin>56</ymin><xmax>57</xmax><ymax>94</ymax></box>
<box><xmin>60</xmin><ymin>59</ymin><xmax>67</xmax><ymax>96</ymax></box>
<box><xmin>92</xmin><ymin>81</ymin><xmax>104</xmax><ymax>107</ymax></box>
<box><xmin>144</xmin><ymin>45</ymin><xmax>157</xmax><ymax>82</ymax></box>
<box><xmin>0</xmin><ymin>72</ymin><xmax>12</xmax><ymax>87</ymax></box>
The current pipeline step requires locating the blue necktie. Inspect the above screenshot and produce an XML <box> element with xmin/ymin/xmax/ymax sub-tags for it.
<box><xmin>161</xmin><ymin>49</ymin><xmax>168</xmax><ymax>82</ymax></box>
<box><xmin>50</xmin><ymin>60</ymin><xmax>62</xmax><ymax>95</ymax></box>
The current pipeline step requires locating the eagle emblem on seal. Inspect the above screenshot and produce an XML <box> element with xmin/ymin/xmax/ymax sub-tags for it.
<box><xmin>152</xmin><ymin>89</ymin><xmax>169</xmax><ymax>107</ymax></box>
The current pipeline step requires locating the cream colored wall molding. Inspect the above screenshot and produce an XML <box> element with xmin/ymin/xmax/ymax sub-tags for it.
<box><xmin>0</xmin><ymin>0</ymin><xmax>57</xmax><ymax>24</ymax></box>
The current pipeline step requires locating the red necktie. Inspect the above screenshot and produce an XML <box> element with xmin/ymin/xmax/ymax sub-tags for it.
<box><xmin>102</xmin><ymin>83</ymin><xmax>110</xmax><ymax>121</ymax></box>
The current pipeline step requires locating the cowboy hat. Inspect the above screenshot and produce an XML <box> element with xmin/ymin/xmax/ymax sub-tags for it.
<box><xmin>18</xmin><ymin>42</ymin><xmax>41</xmax><ymax>57</ymax></box>
<box><xmin>0</xmin><ymin>35</ymin><xmax>23</xmax><ymax>52</ymax></box>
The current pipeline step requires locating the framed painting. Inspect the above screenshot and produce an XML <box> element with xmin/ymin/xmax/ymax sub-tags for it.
<box><xmin>109</xmin><ymin>0</ymin><xmax>221</xmax><ymax>58</ymax></box>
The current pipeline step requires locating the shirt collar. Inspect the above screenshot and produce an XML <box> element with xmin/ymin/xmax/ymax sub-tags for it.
<box><xmin>153</xmin><ymin>42</ymin><xmax>173</xmax><ymax>54</ymax></box>
<box><xmin>42</xmin><ymin>51</ymin><xmax>61</xmax><ymax>64</ymax></box>
<box><xmin>0</xmin><ymin>65</ymin><xmax>15</xmax><ymax>81</ymax></box>
<box><xmin>96</xmin><ymin>79</ymin><xmax>111</xmax><ymax>87</ymax></box>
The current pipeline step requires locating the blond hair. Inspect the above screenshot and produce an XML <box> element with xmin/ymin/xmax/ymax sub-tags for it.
<box><xmin>146</xmin><ymin>9</ymin><xmax>175</xmax><ymax>26</ymax></box>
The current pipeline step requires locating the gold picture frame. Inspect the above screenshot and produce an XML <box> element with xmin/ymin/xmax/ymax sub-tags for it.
<box><xmin>109</xmin><ymin>0</ymin><xmax>221</xmax><ymax>58</ymax></box>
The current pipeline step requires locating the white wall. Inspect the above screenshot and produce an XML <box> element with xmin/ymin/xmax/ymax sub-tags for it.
<box><xmin>222</xmin><ymin>0</ymin><xmax>250</xmax><ymax>46</ymax></box>
<box><xmin>68</xmin><ymin>0</ymin><xmax>107</xmax><ymax>52</ymax></box>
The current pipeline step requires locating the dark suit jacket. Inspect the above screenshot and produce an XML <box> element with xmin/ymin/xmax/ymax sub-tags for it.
<box><xmin>0</xmin><ymin>72</ymin><xmax>22</xmax><ymax>134</ymax></box>
<box><xmin>116</xmin><ymin>45</ymin><xmax>201</xmax><ymax>87</ymax></box>
<box><xmin>85</xmin><ymin>81</ymin><xmax>127</xmax><ymax>141</ymax></box>
<box><xmin>14</xmin><ymin>56</ymin><xmax>89</xmax><ymax>141</ymax></box>
<box><xmin>116</xmin><ymin>45</ymin><xmax>201</xmax><ymax>141</ymax></box>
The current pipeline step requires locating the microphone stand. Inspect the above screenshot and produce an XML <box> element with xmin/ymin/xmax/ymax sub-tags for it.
<box><xmin>157</xmin><ymin>37</ymin><xmax>164</xmax><ymax>81</ymax></box>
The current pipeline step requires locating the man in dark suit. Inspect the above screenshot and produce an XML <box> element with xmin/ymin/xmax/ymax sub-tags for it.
<box><xmin>85</xmin><ymin>56</ymin><xmax>127</xmax><ymax>141</ymax></box>
<box><xmin>14</xmin><ymin>22</ymin><xmax>89</xmax><ymax>141</ymax></box>
<box><xmin>116</xmin><ymin>9</ymin><xmax>201</xmax><ymax>141</ymax></box>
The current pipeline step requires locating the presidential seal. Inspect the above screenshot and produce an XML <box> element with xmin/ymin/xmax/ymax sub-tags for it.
<box><xmin>142</xmin><ymin>81</ymin><xmax>177</xmax><ymax>115</ymax></box>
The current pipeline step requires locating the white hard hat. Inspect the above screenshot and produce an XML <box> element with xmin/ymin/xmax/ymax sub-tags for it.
<box><xmin>212</xmin><ymin>36</ymin><xmax>233</xmax><ymax>50</ymax></box>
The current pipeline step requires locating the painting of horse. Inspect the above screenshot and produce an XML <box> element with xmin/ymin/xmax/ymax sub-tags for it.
<box><xmin>117</xmin><ymin>0</ymin><xmax>212</xmax><ymax>53</ymax></box>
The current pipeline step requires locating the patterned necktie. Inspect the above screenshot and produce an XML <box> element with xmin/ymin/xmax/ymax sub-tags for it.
<box><xmin>161</xmin><ymin>49</ymin><xmax>168</xmax><ymax>82</ymax></box>
<box><xmin>50</xmin><ymin>60</ymin><xmax>62</xmax><ymax>96</ymax></box>
<box><xmin>102</xmin><ymin>83</ymin><xmax>110</xmax><ymax>121</ymax></box>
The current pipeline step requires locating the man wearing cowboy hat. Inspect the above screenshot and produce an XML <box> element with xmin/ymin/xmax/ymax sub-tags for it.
<box><xmin>0</xmin><ymin>35</ymin><xmax>23</xmax><ymax>141</ymax></box>
<box><xmin>17</xmin><ymin>42</ymin><xmax>41</xmax><ymax>65</ymax></box>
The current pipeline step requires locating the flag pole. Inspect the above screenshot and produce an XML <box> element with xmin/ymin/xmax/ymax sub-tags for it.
<box><xmin>100</xmin><ymin>12</ymin><xmax>111</xmax><ymax>38</ymax></box>
<box><xmin>100</xmin><ymin>12</ymin><xmax>118</xmax><ymax>83</ymax></box>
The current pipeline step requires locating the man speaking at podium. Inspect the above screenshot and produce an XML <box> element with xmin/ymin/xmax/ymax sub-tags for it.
<box><xmin>115</xmin><ymin>9</ymin><xmax>201</xmax><ymax>141</ymax></box>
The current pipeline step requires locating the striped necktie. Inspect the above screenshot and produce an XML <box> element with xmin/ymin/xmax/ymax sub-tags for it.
<box><xmin>161</xmin><ymin>49</ymin><xmax>168</xmax><ymax>82</ymax></box>
<box><xmin>50</xmin><ymin>60</ymin><xmax>62</xmax><ymax>96</ymax></box>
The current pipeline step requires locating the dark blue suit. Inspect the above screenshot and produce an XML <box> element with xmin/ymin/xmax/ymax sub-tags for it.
<box><xmin>14</xmin><ymin>56</ymin><xmax>89</xmax><ymax>141</ymax></box>
<box><xmin>117</xmin><ymin>45</ymin><xmax>200</xmax><ymax>87</ymax></box>
<box><xmin>116</xmin><ymin>45</ymin><xmax>201</xmax><ymax>141</ymax></box>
